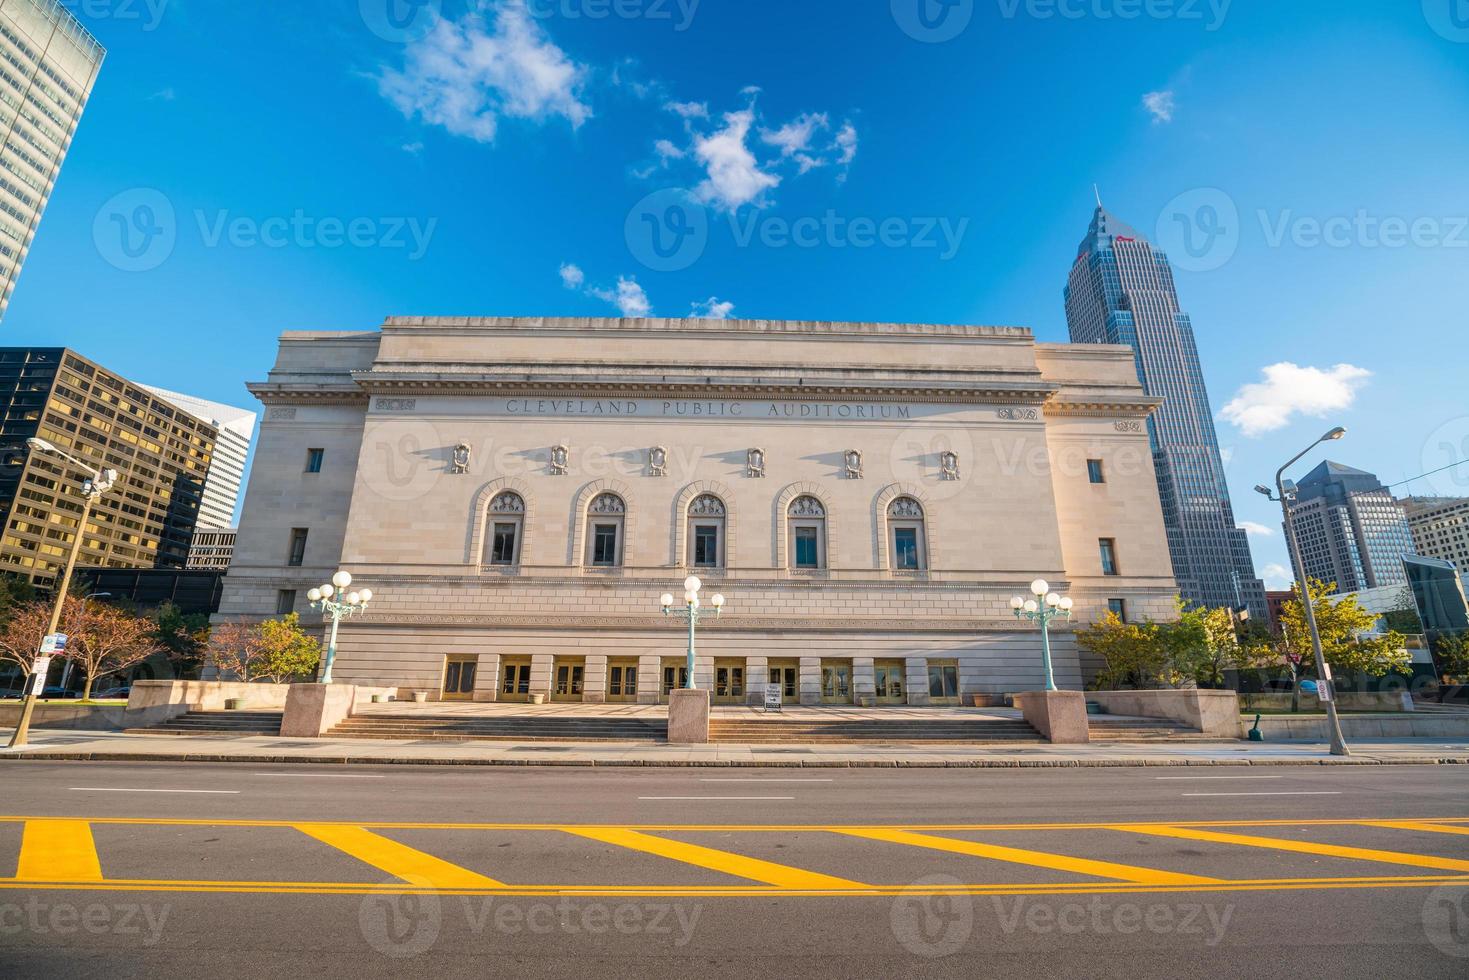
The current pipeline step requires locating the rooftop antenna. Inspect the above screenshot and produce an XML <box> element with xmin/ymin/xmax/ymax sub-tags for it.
<box><xmin>1093</xmin><ymin>184</ymin><xmax>1103</xmax><ymax>208</ymax></box>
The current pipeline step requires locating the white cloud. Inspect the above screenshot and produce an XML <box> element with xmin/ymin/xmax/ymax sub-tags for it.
<box><xmin>1260</xmin><ymin>563</ymin><xmax>1293</xmax><ymax>590</ymax></box>
<box><xmin>665</xmin><ymin>100</ymin><xmax>708</xmax><ymax>119</ymax></box>
<box><xmin>590</xmin><ymin>276</ymin><xmax>652</xmax><ymax>318</ymax></box>
<box><xmin>402</xmin><ymin>141</ymin><xmax>425</xmax><ymax>155</ymax></box>
<box><xmin>654</xmin><ymin>138</ymin><xmax>685</xmax><ymax>161</ymax></box>
<box><xmin>377</xmin><ymin>2</ymin><xmax>591</xmax><ymax>145</ymax></box>
<box><xmin>1220</xmin><ymin>362</ymin><xmax>1372</xmax><ymax>437</ymax></box>
<box><xmin>690</xmin><ymin>297</ymin><xmax>735</xmax><ymax>319</ymax></box>
<box><xmin>1142</xmin><ymin>90</ymin><xmax>1175</xmax><ymax>124</ymax></box>
<box><xmin>692</xmin><ymin>108</ymin><xmax>781</xmax><ymax>212</ymax></box>
<box><xmin>1239</xmin><ymin>521</ymin><xmax>1275</xmax><ymax>538</ymax></box>
<box><xmin>558</xmin><ymin>262</ymin><xmax>585</xmax><ymax>289</ymax></box>
<box><xmin>834</xmin><ymin>121</ymin><xmax>858</xmax><ymax>167</ymax></box>
<box><xmin>761</xmin><ymin>112</ymin><xmax>829</xmax><ymax>158</ymax></box>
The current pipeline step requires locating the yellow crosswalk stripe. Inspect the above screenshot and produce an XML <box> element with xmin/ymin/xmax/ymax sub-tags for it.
<box><xmin>564</xmin><ymin>828</ymin><xmax>868</xmax><ymax>889</ymax></box>
<box><xmin>1115</xmin><ymin>824</ymin><xmax>1469</xmax><ymax>873</ymax></box>
<box><xmin>17</xmin><ymin>819</ymin><xmax>102</xmax><ymax>882</ymax></box>
<box><xmin>294</xmin><ymin>824</ymin><xmax>503</xmax><ymax>888</ymax></box>
<box><xmin>1367</xmin><ymin>821</ymin><xmax>1469</xmax><ymax>837</ymax></box>
<box><xmin>840</xmin><ymin>828</ymin><xmax>1222</xmax><ymax>885</ymax></box>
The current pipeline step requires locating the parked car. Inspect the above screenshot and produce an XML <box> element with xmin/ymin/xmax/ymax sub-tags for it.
<box><xmin>90</xmin><ymin>686</ymin><xmax>132</xmax><ymax>700</ymax></box>
<box><xmin>0</xmin><ymin>687</ymin><xmax>23</xmax><ymax>700</ymax></box>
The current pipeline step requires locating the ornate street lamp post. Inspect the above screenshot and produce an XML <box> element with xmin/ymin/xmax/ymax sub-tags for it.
<box><xmin>1010</xmin><ymin>579</ymin><xmax>1074</xmax><ymax>693</ymax></box>
<box><xmin>307</xmin><ymin>571</ymin><xmax>374</xmax><ymax>684</ymax></box>
<box><xmin>7</xmin><ymin>439</ymin><xmax>117</xmax><ymax>748</ymax></box>
<box><xmin>660</xmin><ymin>576</ymin><xmax>724</xmax><ymax>690</ymax></box>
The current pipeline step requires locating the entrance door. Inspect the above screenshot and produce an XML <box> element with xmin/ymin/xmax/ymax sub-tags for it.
<box><xmin>662</xmin><ymin>662</ymin><xmax>690</xmax><ymax>701</ymax></box>
<box><xmin>500</xmin><ymin>659</ymin><xmax>532</xmax><ymax>702</ymax></box>
<box><xmin>714</xmin><ymin>661</ymin><xmax>745</xmax><ymax>704</ymax></box>
<box><xmin>442</xmin><ymin>657</ymin><xmax>478</xmax><ymax>701</ymax></box>
<box><xmin>607</xmin><ymin>659</ymin><xmax>640</xmax><ymax>703</ymax></box>
<box><xmin>553</xmin><ymin>660</ymin><xmax>586</xmax><ymax>702</ymax></box>
<box><xmin>767</xmin><ymin>662</ymin><xmax>798</xmax><ymax>705</ymax></box>
<box><xmin>928</xmin><ymin>661</ymin><xmax>960</xmax><ymax>705</ymax></box>
<box><xmin>821</xmin><ymin>661</ymin><xmax>853</xmax><ymax>704</ymax></box>
<box><xmin>874</xmin><ymin>660</ymin><xmax>906</xmax><ymax>705</ymax></box>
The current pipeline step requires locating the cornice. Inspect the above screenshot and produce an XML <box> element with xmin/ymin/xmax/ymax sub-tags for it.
<box><xmin>343</xmin><ymin>613</ymin><xmax>1053</xmax><ymax>633</ymax></box>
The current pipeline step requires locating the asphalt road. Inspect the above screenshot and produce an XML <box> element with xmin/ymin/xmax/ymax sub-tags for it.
<box><xmin>1</xmin><ymin>761</ymin><xmax>1467</xmax><ymax>979</ymax></box>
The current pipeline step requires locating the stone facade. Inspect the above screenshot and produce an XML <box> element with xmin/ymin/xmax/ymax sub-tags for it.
<box><xmin>219</xmin><ymin>317</ymin><xmax>1178</xmax><ymax>704</ymax></box>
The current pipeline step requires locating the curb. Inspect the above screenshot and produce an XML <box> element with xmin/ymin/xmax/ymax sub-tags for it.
<box><xmin>1</xmin><ymin>752</ymin><xmax>1465</xmax><ymax>769</ymax></box>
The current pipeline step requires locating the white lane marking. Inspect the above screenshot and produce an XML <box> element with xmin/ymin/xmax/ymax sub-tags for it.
<box><xmin>698</xmin><ymin>778</ymin><xmax>833</xmax><ymax>783</ymax></box>
<box><xmin>1156</xmin><ymin>775</ymin><xmax>1286</xmax><ymax>780</ymax></box>
<box><xmin>69</xmin><ymin>787</ymin><xmax>241</xmax><ymax>794</ymax></box>
<box><xmin>638</xmin><ymin>796</ymin><xmax>795</xmax><ymax>801</ymax></box>
<box><xmin>251</xmin><ymin>772</ymin><xmax>386</xmax><ymax>779</ymax></box>
<box><xmin>1182</xmin><ymin>791</ymin><xmax>1342</xmax><ymax>797</ymax></box>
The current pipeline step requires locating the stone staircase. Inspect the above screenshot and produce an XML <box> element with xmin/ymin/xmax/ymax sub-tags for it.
<box><xmin>127</xmin><ymin>710</ymin><xmax>284</xmax><ymax>737</ymax></box>
<box><xmin>1086</xmin><ymin>717</ymin><xmax>1219</xmax><ymax>742</ymax></box>
<box><xmin>327</xmin><ymin>713</ymin><xmax>669</xmax><ymax>743</ymax></box>
<box><xmin>707</xmin><ymin>717</ymin><xmax>1044</xmax><ymax>744</ymax></box>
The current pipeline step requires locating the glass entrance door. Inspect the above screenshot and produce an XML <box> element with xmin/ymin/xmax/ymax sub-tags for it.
<box><xmin>928</xmin><ymin>661</ymin><xmax>960</xmax><ymax>704</ymax></box>
<box><xmin>767</xmin><ymin>664</ymin><xmax>798</xmax><ymax>704</ymax></box>
<box><xmin>662</xmin><ymin>664</ymin><xmax>689</xmax><ymax>700</ymax></box>
<box><xmin>500</xmin><ymin>660</ymin><xmax>531</xmax><ymax>702</ymax></box>
<box><xmin>553</xmin><ymin>661</ymin><xmax>585</xmax><ymax>702</ymax></box>
<box><xmin>821</xmin><ymin>661</ymin><xmax>852</xmax><ymax>704</ymax></box>
<box><xmin>442</xmin><ymin>658</ymin><xmax>477</xmax><ymax>701</ymax></box>
<box><xmin>607</xmin><ymin>660</ymin><xmax>639</xmax><ymax>702</ymax></box>
<box><xmin>874</xmin><ymin>661</ymin><xmax>906</xmax><ymax>704</ymax></box>
<box><xmin>714</xmin><ymin>662</ymin><xmax>745</xmax><ymax>704</ymax></box>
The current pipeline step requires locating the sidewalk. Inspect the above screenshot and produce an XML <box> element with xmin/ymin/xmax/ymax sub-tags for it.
<box><xmin>2</xmin><ymin>729</ymin><xmax>1467</xmax><ymax>767</ymax></box>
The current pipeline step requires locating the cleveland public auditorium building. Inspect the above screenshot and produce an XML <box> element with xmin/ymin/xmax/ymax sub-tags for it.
<box><xmin>216</xmin><ymin>316</ymin><xmax>1179</xmax><ymax>705</ymax></box>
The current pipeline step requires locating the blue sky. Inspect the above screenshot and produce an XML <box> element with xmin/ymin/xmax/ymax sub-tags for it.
<box><xmin>9</xmin><ymin>0</ymin><xmax>1469</xmax><ymax>586</ymax></box>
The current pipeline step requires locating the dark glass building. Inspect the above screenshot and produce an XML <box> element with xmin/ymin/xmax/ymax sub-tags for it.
<box><xmin>1288</xmin><ymin>461</ymin><xmax>1416</xmax><ymax>593</ymax></box>
<box><xmin>0</xmin><ymin>348</ymin><xmax>217</xmax><ymax>587</ymax></box>
<box><xmin>1065</xmin><ymin>206</ymin><xmax>1266</xmax><ymax>619</ymax></box>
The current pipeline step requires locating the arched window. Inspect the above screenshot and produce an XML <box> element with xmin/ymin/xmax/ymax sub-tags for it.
<box><xmin>687</xmin><ymin>494</ymin><xmax>726</xmax><ymax>569</ymax></box>
<box><xmin>887</xmin><ymin>497</ymin><xmax>926</xmax><ymax>571</ymax></box>
<box><xmin>787</xmin><ymin>495</ymin><xmax>828</xmax><ymax>570</ymax></box>
<box><xmin>586</xmin><ymin>493</ymin><xmax>626</xmax><ymax>567</ymax></box>
<box><xmin>485</xmin><ymin>492</ymin><xmax>525</xmax><ymax>566</ymax></box>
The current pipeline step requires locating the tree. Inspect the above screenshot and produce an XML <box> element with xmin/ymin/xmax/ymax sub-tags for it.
<box><xmin>0</xmin><ymin>573</ymin><xmax>37</xmax><ymax>627</ymax></box>
<box><xmin>1276</xmin><ymin>579</ymin><xmax>1411</xmax><ymax>679</ymax></box>
<box><xmin>0</xmin><ymin>598</ymin><xmax>70</xmax><ymax>689</ymax></box>
<box><xmin>1381</xmin><ymin>585</ymin><xmax>1423</xmax><ymax>635</ymax></box>
<box><xmin>152</xmin><ymin>602</ymin><xmax>211</xmax><ymax>675</ymax></box>
<box><xmin>1435</xmin><ymin>632</ymin><xmax>1469</xmax><ymax>688</ymax></box>
<box><xmin>1076</xmin><ymin>612</ymin><xmax>1166</xmax><ymax>690</ymax></box>
<box><xmin>63</xmin><ymin>602</ymin><xmax>162</xmax><ymax>700</ymax></box>
<box><xmin>1161</xmin><ymin>604</ymin><xmax>1244</xmax><ymax>689</ymax></box>
<box><xmin>209</xmin><ymin>614</ymin><xmax>321</xmax><ymax>684</ymax></box>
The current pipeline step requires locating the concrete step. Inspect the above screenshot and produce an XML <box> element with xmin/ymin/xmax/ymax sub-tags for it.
<box><xmin>127</xmin><ymin>709</ymin><xmax>284</xmax><ymax>737</ymax></box>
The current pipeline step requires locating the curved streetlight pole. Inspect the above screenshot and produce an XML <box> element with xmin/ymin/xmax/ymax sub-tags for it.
<box><xmin>661</xmin><ymin>576</ymin><xmax>724</xmax><ymax>690</ymax></box>
<box><xmin>1011</xmin><ymin>579</ymin><xmax>1074</xmax><ymax>692</ymax></box>
<box><xmin>7</xmin><ymin>440</ymin><xmax>117</xmax><ymax>748</ymax></box>
<box><xmin>308</xmin><ymin>571</ymin><xmax>373</xmax><ymax>684</ymax></box>
<box><xmin>1258</xmin><ymin>426</ymin><xmax>1349</xmax><ymax>757</ymax></box>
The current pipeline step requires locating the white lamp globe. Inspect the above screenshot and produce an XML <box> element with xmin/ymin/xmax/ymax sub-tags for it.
<box><xmin>689</xmin><ymin>596</ymin><xmax>700</xmax><ymax>610</ymax></box>
<box><xmin>320</xmin><ymin>584</ymin><xmax>334</xmax><ymax>598</ymax></box>
<box><xmin>683</xmin><ymin>575</ymin><xmax>702</xmax><ymax>594</ymax></box>
<box><xmin>660</xmin><ymin>593</ymin><xmax>675</xmax><ymax>609</ymax></box>
<box><xmin>359</xmin><ymin>589</ymin><xmax>373</xmax><ymax>603</ymax></box>
<box><xmin>1059</xmin><ymin>597</ymin><xmax>1074</xmax><ymax>611</ymax></box>
<box><xmin>332</xmin><ymin>571</ymin><xmax>352</xmax><ymax>590</ymax></box>
<box><xmin>1010</xmin><ymin>596</ymin><xmax>1025</xmax><ymax>610</ymax></box>
<box><xmin>1024</xmin><ymin>598</ymin><xmax>1039</xmax><ymax>613</ymax></box>
<box><xmin>1046</xmin><ymin>593</ymin><xmax>1061</xmax><ymax>608</ymax></box>
<box><xmin>711</xmin><ymin>594</ymin><xmax>725</xmax><ymax>608</ymax></box>
<box><xmin>1030</xmin><ymin>579</ymin><xmax>1049</xmax><ymax>597</ymax></box>
<box><xmin>347</xmin><ymin>592</ymin><xmax>361</xmax><ymax>606</ymax></box>
<box><xmin>307</xmin><ymin>588</ymin><xmax>321</xmax><ymax>602</ymax></box>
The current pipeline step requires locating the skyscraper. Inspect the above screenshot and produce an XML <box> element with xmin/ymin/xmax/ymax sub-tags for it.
<box><xmin>142</xmin><ymin>386</ymin><xmax>256</xmax><ymax>529</ymax></box>
<box><xmin>1286</xmin><ymin>461</ymin><xmax>1417</xmax><ymax>593</ymax></box>
<box><xmin>1401</xmin><ymin>496</ymin><xmax>1469</xmax><ymax>573</ymax></box>
<box><xmin>0</xmin><ymin>0</ymin><xmax>105</xmax><ymax>320</ymax></box>
<box><xmin>1065</xmin><ymin>204</ymin><xmax>1266</xmax><ymax>619</ymax></box>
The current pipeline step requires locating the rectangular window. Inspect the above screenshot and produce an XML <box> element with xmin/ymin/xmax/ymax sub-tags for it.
<box><xmin>1107</xmin><ymin>598</ymin><xmax>1127</xmax><ymax>622</ymax></box>
<box><xmin>305</xmin><ymin>448</ymin><xmax>324</xmax><ymax>473</ymax></box>
<box><xmin>894</xmin><ymin>527</ymin><xmax>920</xmax><ymax>570</ymax></box>
<box><xmin>592</xmin><ymin>524</ymin><xmax>619</xmax><ymax>566</ymax></box>
<box><xmin>794</xmin><ymin>527</ymin><xmax>819</xmax><ymax>569</ymax></box>
<box><xmin>287</xmin><ymin>528</ymin><xmax>308</xmax><ymax>567</ymax></box>
<box><xmin>1087</xmin><ymin>459</ymin><xmax>1105</xmax><ymax>484</ymax></box>
<box><xmin>275</xmin><ymin>589</ymin><xmax>297</xmax><ymax>615</ymax></box>
<box><xmin>491</xmin><ymin>523</ymin><xmax>518</xmax><ymax>565</ymax></box>
<box><xmin>693</xmin><ymin>525</ymin><xmax>719</xmax><ymax>567</ymax></box>
<box><xmin>1099</xmin><ymin>538</ymin><xmax>1119</xmax><ymax>576</ymax></box>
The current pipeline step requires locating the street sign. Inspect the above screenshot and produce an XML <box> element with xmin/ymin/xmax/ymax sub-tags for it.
<box><xmin>27</xmin><ymin>655</ymin><xmax>52</xmax><ymax>696</ymax></box>
<box><xmin>1317</xmin><ymin>679</ymin><xmax>1334</xmax><ymax>703</ymax></box>
<box><xmin>40</xmin><ymin>633</ymin><xmax>66</xmax><ymax>654</ymax></box>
